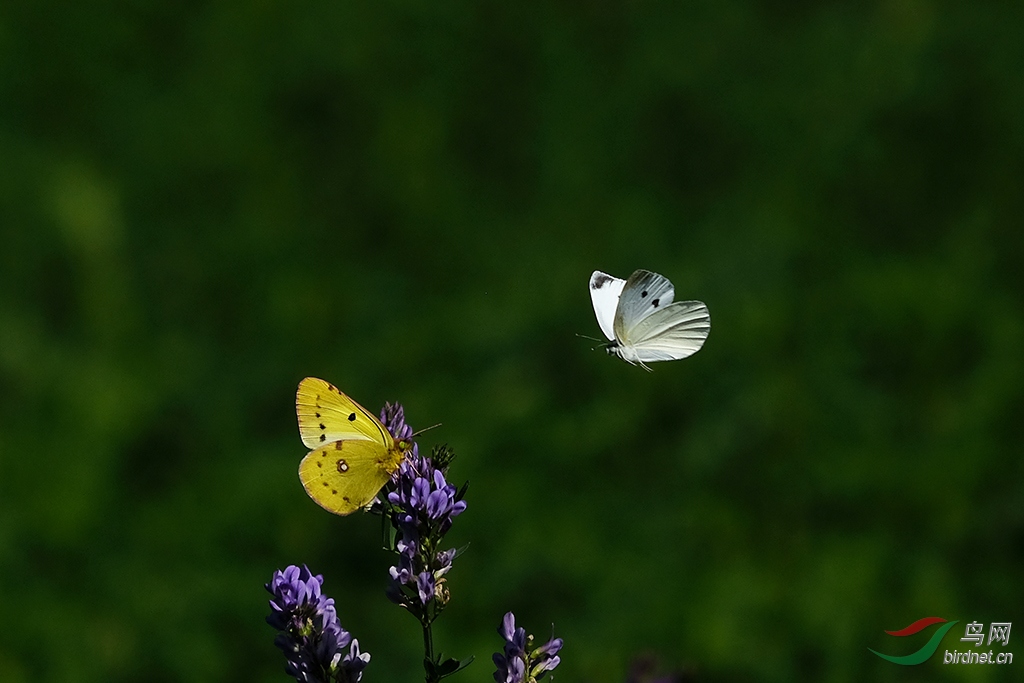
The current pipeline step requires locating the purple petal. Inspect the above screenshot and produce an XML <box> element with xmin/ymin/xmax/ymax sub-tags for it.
<box><xmin>499</xmin><ymin>612</ymin><xmax>517</xmax><ymax>641</ymax></box>
<box><xmin>535</xmin><ymin>637</ymin><xmax>563</xmax><ymax>657</ymax></box>
<box><xmin>416</xmin><ymin>571</ymin><xmax>435</xmax><ymax>605</ymax></box>
<box><xmin>426</xmin><ymin>489</ymin><xmax>451</xmax><ymax>519</ymax></box>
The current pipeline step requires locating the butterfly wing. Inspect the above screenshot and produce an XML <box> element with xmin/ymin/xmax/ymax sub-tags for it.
<box><xmin>296</xmin><ymin>377</ymin><xmax>390</xmax><ymax>450</ymax></box>
<box><xmin>620</xmin><ymin>299</ymin><xmax>710</xmax><ymax>362</ymax></box>
<box><xmin>612</xmin><ymin>270</ymin><xmax>677</xmax><ymax>341</ymax></box>
<box><xmin>589</xmin><ymin>271</ymin><xmax>627</xmax><ymax>341</ymax></box>
<box><xmin>299</xmin><ymin>439</ymin><xmax>403</xmax><ymax>515</ymax></box>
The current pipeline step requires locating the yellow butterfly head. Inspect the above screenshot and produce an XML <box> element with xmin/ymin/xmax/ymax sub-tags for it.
<box><xmin>379</xmin><ymin>401</ymin><xmax>419</xmax><ymax>458</ymax></box>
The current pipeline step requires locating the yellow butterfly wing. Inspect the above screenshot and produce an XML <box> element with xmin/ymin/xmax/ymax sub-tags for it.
<box><xmin>296</xmin><ymin>377</ymin><xmax>390</xmax><ymax>450</ymax></box>
<box><xmin>299</xmin><ymin>438</ymin><xmax>404</xmax><ymax>515</ymax></box>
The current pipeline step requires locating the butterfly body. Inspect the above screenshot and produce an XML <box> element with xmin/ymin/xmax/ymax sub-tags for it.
<box><xmin>589</xmin><ymin>269</ymin><xmax>710</xmax><ymax>369</ymax></box>
<box><xmin>295</xmin><ymin>377</ymin><xmax>411</xmax><ymax>515</ymax></box>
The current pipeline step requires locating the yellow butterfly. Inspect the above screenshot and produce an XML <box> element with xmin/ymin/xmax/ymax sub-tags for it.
<box><xmin>295</xmin><ymin>377</ymin><xmax>413</xmax><ymax>515</ymax></box>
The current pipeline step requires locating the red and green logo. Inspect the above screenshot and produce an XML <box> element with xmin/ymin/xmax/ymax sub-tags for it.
<box><xmin>869</xmin><ymin>617</ymin><xmax>959</xmax><ymax>665</ymax></box>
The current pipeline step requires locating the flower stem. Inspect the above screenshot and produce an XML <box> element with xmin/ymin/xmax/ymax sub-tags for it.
<box><xmin>423</xmin><ymin>613</ymin><xmax>436</xmax><ymax>682</ymax></box>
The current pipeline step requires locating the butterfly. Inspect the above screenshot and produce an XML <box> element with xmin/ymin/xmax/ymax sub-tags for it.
<box><xmin>589</xmin><ymin>269</ymin><xmax>711</xmax><ymax>369</ymax></box>
<box><xmin>295</xmin><ymin>377</ymin><xmax>412</xmax><ymax>515</ymax></box>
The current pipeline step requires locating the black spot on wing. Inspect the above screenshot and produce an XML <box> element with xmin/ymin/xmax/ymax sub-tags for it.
<box><xmin>641</xmin><ymin>290</ymin><xmax>648</xmax><ymax>297</ymax></box>
<box><xmin>319</xmin><ymin>434</ymin><xmax>326</xmax><ymax>442</ymax></box>
<box><xmin>591</xmin><ymin>273</ymin><xmax>614</xmax><ymax>290</ymax></box>
<box><xmin>652</xmin><ymin>298</ymin><xmax>660</xmax><ymax>308</ymax></box>
<box><xmin>348</xmin><ymin>413</ymin><xmax>356</xmax><ymax>422</ymax></box>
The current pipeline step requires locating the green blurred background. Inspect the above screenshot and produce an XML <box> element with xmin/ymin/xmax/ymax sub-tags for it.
<box><xmin>1</xmin><ymin>1</ymin><xmax>1022</xmax><ymax>681</ymax></box>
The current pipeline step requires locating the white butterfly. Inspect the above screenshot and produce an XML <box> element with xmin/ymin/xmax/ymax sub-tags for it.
<box><xmin>589</xmin><ymin>269</ymin><xmax>710</xmax><ymax>369</ymax></box>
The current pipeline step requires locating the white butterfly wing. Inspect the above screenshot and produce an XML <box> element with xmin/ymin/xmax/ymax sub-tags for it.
<box><xmin>589</xmin><ymin>271</ymin><xmax>626</xmax><ymax>341</ymax></box>
<box><xmin>612</xmin><ymin>269</ymin><xmax>676</xmax><ymax>341</ymax></box>
<box><xmin>620</xmin><ymin>300</ymin><xmax>710</xmax><ymax>362</ymax></box>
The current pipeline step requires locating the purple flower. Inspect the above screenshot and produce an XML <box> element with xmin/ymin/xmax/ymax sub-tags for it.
<box><xmin>388</xmin><ymin>454</ymin><xmax>466</xmax><ymax>531</ymax></box>
<box><xmin>266</xmin><ymin>565</ymin><xmax>370</xmax><ymax>683</ymax></box>
<box><xmin>375</xmin><ymin>403</ymin><xmax>470</xmax><ymax>678</ymax></box>
<box><xmin>385</xmin><ymin>444</ymin><xmax>466</xmax><ymax>609</ymax></box>
<box><xmin>493</xmin><ymin>612</ymin><xmax>562</xmax><ymax>683</ymax></box>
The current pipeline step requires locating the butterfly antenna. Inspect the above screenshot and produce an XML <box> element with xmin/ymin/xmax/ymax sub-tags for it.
<box><xmin>411</xmin><ymin>423</ymin><xmax>442</xmax><ymax>438</ymax></box>
<box><xmin>575</xmin><ymin>332</ymin><xmax>608</xmax><ymax>352</ymax></box>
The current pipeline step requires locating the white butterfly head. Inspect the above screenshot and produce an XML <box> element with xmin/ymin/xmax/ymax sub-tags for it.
<box><xmin>589</xmin><ymin>269</ymin><xmax>710</xmax><ymax>369</ymax></box>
